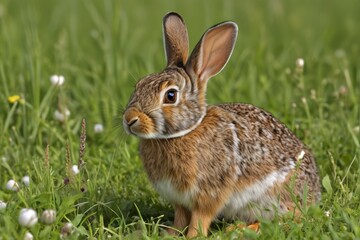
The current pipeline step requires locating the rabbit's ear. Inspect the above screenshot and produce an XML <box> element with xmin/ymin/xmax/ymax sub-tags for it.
<box><xmin>163</xmin><ymin>12</ymin><xmax>189</xmax><ymax>67</ymax></box>
<box><xmin>186</xmin><ymin>22</ymin><xmax>237</xmax><ymax>82</ymax></box>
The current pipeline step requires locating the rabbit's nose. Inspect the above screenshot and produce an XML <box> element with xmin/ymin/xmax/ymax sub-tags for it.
<box><xmin>127</xmin><ymin>117</ymin><xmax>139</xmax><ymax>127</ymax></box>
<box><xmin>123</xmin><ymin>108</ymin><xmax>140</xmax><ymax>127</ymax></box>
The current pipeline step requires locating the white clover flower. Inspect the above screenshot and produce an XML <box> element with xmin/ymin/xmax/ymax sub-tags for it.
<box><xmin>6</xmin><ymin>179</ymin><xmax>19</xmax><ymax>192</ymax></box>
<box><xmin>22</xmin><ymin>176</ymin><xmax>30</xmax><ymax>187</ymax></box>
<box><xmin>18</xmin><ymin>208</ymin><xmax>38</xmax><ymax>227</ymax></box>
<box><xmin>61</xmin><ymin>222</ymin><xmax>74</xmax><ymax>237</ymax></box>
<box><xmin>41</xmin><ymin>209</ymin><xmax>57</xmax><ymax>224</ymax></box>
<box><xmin>54</xmin><ymin>109</ymin><xmax>71</xmax><ymax>122</ymax></box>
<box><xmin>297</xmin><ymin>150</ymin><xmax>305</xmax><ymax>160</ymax></box>
<box><xmin>50</xmin><ymin>75</ymin><xmax>65</xmax><ymax>86</ymax></box>
<box><xmin>24</xmin><ymin>231</ymin><xmax>34</xmax><ymax>240</ymax></box>
<box><xmin>0</xmin><ymin>200</ymin><xmax>7</xmax><ymax>210</ymax></box>
<box><xmin>71</xmin><ymin>165</ymin><xmax>80</xmax><ymax>175</ymax></box>
<box><xmin>94</xmin><ymin>123</ymin><xmax>104</xmax><ymax>133</ymax></box>
<box><xmin>296</xmin><ymin>58</ymin><xmax>304</xmax><ymax>68</ymax></box>
<box><xmin>324</xmin><ymin>210</ymin><xmax>330</xmax><ymax>217</ymax></box>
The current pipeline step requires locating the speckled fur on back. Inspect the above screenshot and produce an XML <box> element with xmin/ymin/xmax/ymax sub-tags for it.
<box><xmin>123</xmin><ymin>12</ymin><xmax>320</xmax><ymax>238</ymax></box>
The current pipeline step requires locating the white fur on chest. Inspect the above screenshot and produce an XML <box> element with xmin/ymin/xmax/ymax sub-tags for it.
<box><xmin>154</xmin><ymin>180</ymin><xmax>198</xmax><ymax>209</ymax></box>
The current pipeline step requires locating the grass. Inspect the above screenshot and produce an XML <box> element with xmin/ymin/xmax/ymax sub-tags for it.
<box><xmin>0</xmin><ymin>0</ymin><xmax>359</xmax><ymax>239</ymax></box>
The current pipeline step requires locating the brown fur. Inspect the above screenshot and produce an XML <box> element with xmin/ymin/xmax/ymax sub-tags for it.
<box><xmin>123</xmin><ymin>12</ymin><xmax>320</xmax><ymax>237</ymax></box>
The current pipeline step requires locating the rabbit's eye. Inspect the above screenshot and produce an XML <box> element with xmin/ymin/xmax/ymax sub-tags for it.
<box><xmin>164</xmin><ymin>89</ymin><xmax>178</xmax><ymax>104</ymax></box>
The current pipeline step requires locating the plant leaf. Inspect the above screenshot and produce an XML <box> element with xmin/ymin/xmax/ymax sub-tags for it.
<box><xmin>322</xmin><ymin>175</ymin><xmax>333</xmax><ymax>194</ymax></box>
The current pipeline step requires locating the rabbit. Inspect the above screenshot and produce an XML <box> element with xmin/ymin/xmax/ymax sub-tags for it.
<box><xmin>123</xmin><ymin>12</ymin><xmax>321</xmax><ymax>238</ymax></box>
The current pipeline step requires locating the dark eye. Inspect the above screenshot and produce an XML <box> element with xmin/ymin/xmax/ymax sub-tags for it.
<box><xmin>163</xmin><ymin>89</ymin><xmax>178</xmax><ymax>104</ymax></box>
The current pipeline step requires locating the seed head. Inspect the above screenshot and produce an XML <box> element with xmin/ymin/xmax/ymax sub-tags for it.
<box><xmin>78</xmin><ymin>118</ymin><xmax>87</xmax><ymax>168</ymax></box>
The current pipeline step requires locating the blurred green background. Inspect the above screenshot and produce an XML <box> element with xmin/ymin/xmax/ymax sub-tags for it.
<box><xmin>1</xmin><ymin>0</ymin><xmax>359</xmax><ymax>173</ymax></box>
<box><xmin>0</xmin><ymin>0</ymin><xmax>359</xmax><ymax>238</ymax></box>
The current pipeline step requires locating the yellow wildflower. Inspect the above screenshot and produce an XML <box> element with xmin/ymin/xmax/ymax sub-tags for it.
<box><xmin>8</xmin><ymin>95</ymin><xmax>25</xmax><ymax>104</ymax></box>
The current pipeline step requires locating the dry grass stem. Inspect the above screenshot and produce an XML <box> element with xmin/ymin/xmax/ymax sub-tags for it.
<box><xmin>78</xmin><ymin>118</ymin><xmax>87</xmax><ymax>168</ymax></box>
<box><xmin>65</xmin><ymin>142</ymin><xmax>72</xmax><ymax>183</ymax></box>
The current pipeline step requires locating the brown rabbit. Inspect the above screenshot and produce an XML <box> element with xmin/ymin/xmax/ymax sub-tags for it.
<box><xmin>123</xmin><ymin>12</ymin><xmax>320</xmax><ymax>238</ymax></box>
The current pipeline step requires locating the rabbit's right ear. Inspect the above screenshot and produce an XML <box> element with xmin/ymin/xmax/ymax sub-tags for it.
<box><xmin>163</xmin><ymin>12</ymin><xmax>189</xmax><ymax>67</ymax></box>
<box><xmin>186</xmin><ymin>21</ymin><xmax>238</xmax><ymax>82</ymax></box>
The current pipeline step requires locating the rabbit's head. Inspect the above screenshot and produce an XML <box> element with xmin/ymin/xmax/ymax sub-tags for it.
<box><xmin>123</xmin><ymin>12</ymin><xmax>237</xmax><ymax>139</ymax></box>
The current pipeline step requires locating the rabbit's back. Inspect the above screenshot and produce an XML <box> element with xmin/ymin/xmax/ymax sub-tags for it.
<box><xmin>217</xmin><ymin>103</ymin><xmax>321</xmax><ymax>202</ymax></box>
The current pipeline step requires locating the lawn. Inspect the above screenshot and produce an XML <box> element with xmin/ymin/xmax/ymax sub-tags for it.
<box><xmin>0</xmin><ymin>0</ymin><xmax>359</xmax><ymax>239</ymax></box>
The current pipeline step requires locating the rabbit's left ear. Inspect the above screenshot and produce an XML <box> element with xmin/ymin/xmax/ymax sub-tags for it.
<box><xmin>186</xmin><ymin>22</ymin><xmax>238</xmax><ymax>82</ymax></box>
<box><xmin>163</xmin><ymin>12</ymin><xmax>189</xmax><ymax>67</ymax></box>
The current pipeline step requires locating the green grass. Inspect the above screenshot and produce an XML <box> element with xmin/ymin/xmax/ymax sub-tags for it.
<box><xmin>0</xmin><ymin>0</ymin><xmax>359</xmax><ymax>239</ymax></box>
